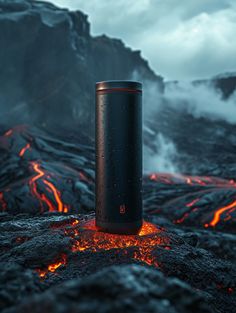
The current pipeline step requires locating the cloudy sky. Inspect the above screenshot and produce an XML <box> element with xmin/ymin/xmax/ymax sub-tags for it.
<box><xmin>49</xmin><ymin>0</ymin><xmax>236</xmax><ymax>80</ymax></box>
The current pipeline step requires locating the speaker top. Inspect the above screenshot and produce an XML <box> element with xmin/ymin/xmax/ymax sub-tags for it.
<box><xmin>96</xmin><ymin>80</ymin><xmax>142</xmax><ymax>92</ymax></box>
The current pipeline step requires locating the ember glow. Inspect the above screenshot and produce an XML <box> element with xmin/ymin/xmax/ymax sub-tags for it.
<box><xmin>43</xmin><ymin>180</ymin><xmax>64</xmax><ymax>213</ymax></box>
<box><xmin>149</xmin><ymin>173</ymin><xmax>236</xmax><ymax>229</ymax></box>
<box><xmin>36</xmin><ymin>219</ymin><xmax>169</xmax><ymax>278</ymax></box>
<box><xmin>186</xmin><ymin>198</ymin><xmax>200</xmax><ymax>208</ymax></box>
<box><xmin>36</xmin><ymin>254</ymin><xmax>67</xmax><ymax>278</ymax></box>
<box><xmin>71</xmin><ymin>220</ymin><xmax>169</xmax><ymax>267</ymax></box>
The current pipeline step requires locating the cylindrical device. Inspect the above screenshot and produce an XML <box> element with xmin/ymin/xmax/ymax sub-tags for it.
<box><xmin>95</xmin><ymin>80</ymin><xmax>143</xmax><ymax>235</ymax></box>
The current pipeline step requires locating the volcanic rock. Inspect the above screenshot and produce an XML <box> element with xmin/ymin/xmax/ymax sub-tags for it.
<box><xmin>0</xmin><ymin>213</ymin><xmax>235</xmax><ymax>313</ymax></box>
<box><xmin>5</xmin><ymin>264</ymin><xmax>211</xmax><ymax>313</ymax></box>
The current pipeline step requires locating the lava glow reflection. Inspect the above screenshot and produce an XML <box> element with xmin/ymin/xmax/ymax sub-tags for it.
<box><xmin>71</xmin><ymin>219</ymin><xmax>169</xmax><ymax>267</ymax></box>
<box><xmin>37</xmin><ymin>219</ymin><xmax>169</xmax><ymax>278</ymax></box>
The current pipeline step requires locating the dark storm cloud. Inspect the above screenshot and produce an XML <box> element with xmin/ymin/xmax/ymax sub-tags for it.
<box><xmin>50</xmin><ymin>0</ymin><xmax>236</xmax><ymax>80</ymax></box>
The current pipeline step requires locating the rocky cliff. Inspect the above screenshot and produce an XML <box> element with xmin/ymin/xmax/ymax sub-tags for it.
<box><xmin>0</xmin><ymin>0</ymin><xmax>163</xmax><ymax>130</ymax></box>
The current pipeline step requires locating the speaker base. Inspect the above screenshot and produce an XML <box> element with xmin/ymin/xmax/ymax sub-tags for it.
<box><xmin>96</xmin><ymin>219</ymin><xmax>143</xmax><ymax>235</ymax></box>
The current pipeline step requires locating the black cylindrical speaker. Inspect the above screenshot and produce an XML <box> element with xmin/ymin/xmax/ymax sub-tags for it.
<box><xmin>95</xmin><ymin>80</ymin><xmax>143</xmax><ymax>235</ymax></box>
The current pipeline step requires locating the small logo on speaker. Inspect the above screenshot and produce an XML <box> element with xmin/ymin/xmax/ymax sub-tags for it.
<box><xmin>119</xmin><ymin>204</ymin><xmax>126</xmax><ymax>214</ymax></box>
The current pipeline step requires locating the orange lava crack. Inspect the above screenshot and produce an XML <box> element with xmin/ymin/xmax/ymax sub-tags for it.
<box><xmin>36</xmin><ymin>254</ymin><xmax>67</xmax><ymax>278</ymax></box>
<box><xmin>149</xmin><ymin>173</ymin><xmax>236</xmax><ymax>228</ymax></box>
<box><xmin>173</xmin><ymin>198</ymin><xmax>200</xmax><ymax>224</ymax></box>
<box><xmin>205</xmin><ymin>199</ymin><xmax>236</xmax><ymax>227</ymax></box>
<box><xmin>19</xmin><ymin>143</ymin><xmax>31</xmax><ymax>157</ymax></box>
<box><xmin>30</xmin><ymin>162</ymin><xmax>68</xmax><ymax>213</ymax></box>
<box><xmin>149</xmin><ymin>173</ymin><xmax>236</xmax><ymax>187</ymax></box>
<box><xmin>36</xmin><ymin>219</ymin><xmax>169</xmax><ymax>278</ymax></box>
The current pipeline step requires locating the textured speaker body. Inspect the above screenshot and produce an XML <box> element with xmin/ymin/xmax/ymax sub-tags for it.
<box><xmin>95</xmin><ymin>81</ymin><xmax>143</xmax><ymax>234</ymax></box>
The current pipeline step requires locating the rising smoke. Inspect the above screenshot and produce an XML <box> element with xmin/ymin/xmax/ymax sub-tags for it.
<box><xmin>165</xmin><ymin>81</ymin><xmax>236</xmax><ymax>124</ymax></box>
<box><xmin>133</xmin><ymin>70</ymin><xmax>236</xmax><ymax>174</ymax></box>
<box><xmin>143</xmin><ymin>132</ymin><xmax>179</xmax><ymax>174</ymax></box>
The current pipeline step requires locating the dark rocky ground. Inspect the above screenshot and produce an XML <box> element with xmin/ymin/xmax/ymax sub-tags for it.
<box><xmin>0</xmin><ymin>125</ymin><xmax>235</xmax><ymax>313</ymax></box>
<box><xmin>0</xmin><ymin>1</ymin><xmax>236</xmax><ymax>312</ymax></box>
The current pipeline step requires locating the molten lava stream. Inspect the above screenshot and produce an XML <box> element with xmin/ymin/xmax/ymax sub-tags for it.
<box><xmin>30</xmin><ymin>162</ymin><xmax>68</xmax><ymax>213</ymax></box>
<box><xmin>205</xmin><ymin>199</ymin><xmax>236</xmax><ymax>227</ymax></box>
<box><xmin>19</xmin><ymin>143</ymin><xmax>31</xmax><ymax>157</ymax></box>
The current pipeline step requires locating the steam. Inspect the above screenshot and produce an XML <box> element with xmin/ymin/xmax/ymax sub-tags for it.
<box><xmin>165</xmin><ymin>81</ymin><xmax>236</xmax><ymax>124</ymax></box>
<box><xmin>132</xmin><ymin>69</ymin><xmax>236</xmax><ymax>174</ymax></box>
<box><xmin>144</xmin><ymin>132</ymin><xmax>179</xmax><ymax>174</ymax></box>
<box><xmin>132</xmin><ymin>69</ymin><xmax>236</xmax><ymax>124</ymax></box>
<box><xmin>131</xmin><ymin>69</ymin><xmax>163</xmax><ymax>121</ymax></box>
<box><xmin>132</xmin><ymin>70</ymin><xmax>180</xmax><ymax>174</ymax></box>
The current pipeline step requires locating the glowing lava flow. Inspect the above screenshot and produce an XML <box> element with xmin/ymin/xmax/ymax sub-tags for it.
<box><xmin>148</xmin><ymin>173</ymin><xmax>236</xmax><ymax>187</ymax></box>
<box><xmin>205</xmin><ymin>200</ymin><xmax>236</xmax><ymax>227</ymax></box>
<box><xmin>149</xmin><ymin>173</ymin><xmax>236</xmax><ymax>228</ymax></box>
<box><xmin>30</xmin><ymin>162</ymin><xmax>68</xmax><ymax>213</ymax></box>
<box><xmin>71</xmin><ymin>219</ymin><xmax>169</xmax><ymax>267</ymax></box>
<box><xmin>36</xmin><ymin>254</ymin><xmax>67</xmax><ymax>278</ymax></box>
<box><xmin>186</xmin><ymin>198</ymin><xmax>200</xmax><ymax>208</ymax></box>
<box><xmin>19</xmin><ymin>143</ymin><xmax>31</xmax><ymax>157</ymax></box>
<box><xmin>174</xmin><ymin>198</ymin><xmax>200</xmax><ymax>224</ymax></box>
<box><xmin>37</xmin><ymin>219</ymin><xmax>169</xmax><ymax>278</ymax></box>
<box><xmin>43</xmin><ymin>180</ymin><xmax>63</xmax><ymax>212</ymax></box>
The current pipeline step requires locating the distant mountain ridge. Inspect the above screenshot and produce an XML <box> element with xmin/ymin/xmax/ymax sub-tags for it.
<box><xmin>194</xmin><ymin>72</ymin><xmax>236</xmax><ymax>98</ymax></box>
